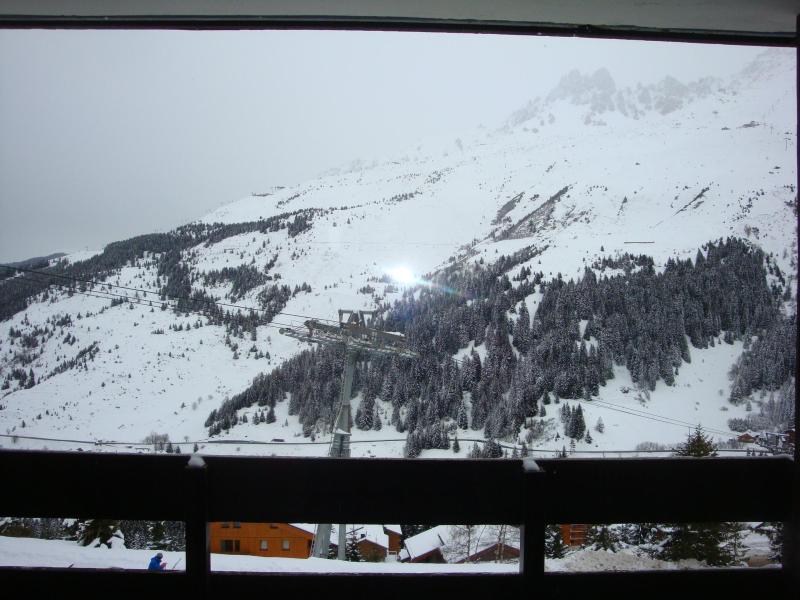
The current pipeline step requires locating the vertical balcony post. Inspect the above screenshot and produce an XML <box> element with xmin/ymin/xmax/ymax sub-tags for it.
<box><xmin>520</xmin><ymin>458</ymin><xmax>545</xmax><ymax>593</ymax></box>
<box><xmin>185</xmin><ymin>454</ymin><xmax>209</xmax><ymax>598</ymax></box>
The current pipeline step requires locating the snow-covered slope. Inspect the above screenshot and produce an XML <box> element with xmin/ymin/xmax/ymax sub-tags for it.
<box><xmin>0</xmin><ymin>49</ymin><xmax>795</xmax><ymax>457</ymax></box>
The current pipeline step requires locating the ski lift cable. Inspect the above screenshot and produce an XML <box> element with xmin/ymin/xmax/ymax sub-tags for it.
<box><xmin>0</xmin><ymin>433</ymin><xmax>756</xmax><ymax>455</ymax></box>
<box><xmin>569</xmin><ymin>396</ymin><xmax>733</xmax><ymax>437</ymax></box>
<box><xmin>0</xmin><ymin>263</ymin><xmax>339</xmax><ymax>324</ymax></box>
<box><xmin>575</xmin><ymin>396</ymin><xmax>734</xmax><ymax>436</ymax></box>
<box><xmin>27</xmin><ymin>279</ymin><xmax>304</xmax><ymax>334</ymax></box>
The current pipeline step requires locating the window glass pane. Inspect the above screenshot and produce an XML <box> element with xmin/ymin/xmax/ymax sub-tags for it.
<box><xmin>0</xmin><ymin>27</ymin><xmax>792</xmax><ymax>577</ymax></box>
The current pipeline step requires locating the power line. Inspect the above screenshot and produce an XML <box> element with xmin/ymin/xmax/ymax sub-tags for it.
<box><xmin>0</xmin><ymin>263</ymin><xmax>338</xmax><ymax>324</ymax></box>
<box><xmin>574</xmin><ymin>395</ymin><xmax>732</xmax><ymax>436</ymax></box>
<box><xmin>27</xmin><ymin>278</ymin><xmax>305</xmax><ymax>336</ymax></box>
<box><xmin>591</xmin><ymin>398</ymin><xmax>731</xmax><ymax>434</ymax></box>
<box><xmin>0</xmin><ymin>433</ymin><xmax>756</xmax><ymax>456</ymax></box>
<box><xmin>2</xmin><ymin>264</ymin><xmax>308</xmax><ymax>331</ymax></box>
<box><xmin>569</xmin><ymin>396</ymin><xmax>732</xmax><ymax>437</ymax></box>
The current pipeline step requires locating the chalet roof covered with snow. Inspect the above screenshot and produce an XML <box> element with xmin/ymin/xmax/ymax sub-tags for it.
<box><xmin>327</xmin><ymin>525</ymin><xmax>391</xmax><ymax>549</ymax></box>
<box><xmin>399</xmin><ymin>526</ymin><xmax>448</xmax><ymax>562</ymax></box>
<box><xmin>400</xmin><ymin>525</ymin><xmax>523</xmax><ymax>563</ymax></box>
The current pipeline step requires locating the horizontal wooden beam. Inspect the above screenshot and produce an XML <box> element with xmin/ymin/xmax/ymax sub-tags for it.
<box><xmin>0</xmin><ymin>566</ymin><xmax>788</xmax><ymax>600</ymax></box>
<box><xmin>203</xmin><ymin>455</ymin><xmax>524</xmax><ymax>523</ymax></box>
<box><xmin>0</xmin><ymin>451</ymin><xmax>792</xmax><ymax>524</ymax></box>
<box><xmin>0</xmin><ymin>450</ymin><xmax>189</xmax><ymax>520</ymax></box>
<box><xmin>536</xmin><ymin>457</ymin><xmax>794</xmax><ymax>523</ymax></box>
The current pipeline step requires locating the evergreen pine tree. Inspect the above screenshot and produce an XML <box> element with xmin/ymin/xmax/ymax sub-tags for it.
<box><xmin>544</xmin><ymin>524</ymin><xmax>567</xmax><ymax>559</ymax></box>
<box><xmin>674</xmin><ymin>425</ymin><xmax>717</xmax><ymax>457</ymax></box>
<box><xmin>661</xmin><ymin>426</ymin><xmax>737</xmax><ymax>565</ymax></box>
<box><xmin>457</xmin><ymin>401</ymin><xmax>469</xmax><ymax>429</ymax></box>
<box><xmin>570</xmin><ymin>405</ymin><xmax>586</xmax><ymax>439</ymax></box>
<box><xmin>765</xmin><ymin>522</ymin><xmax>784</xmax><ymax>562</ymax></box>
<box><xmin>585</xmin><ymin>524</ymin><xmax>619</xmax><ymax>552</ymax></box>
<box><xmin>119</xmin><ymin>520</ymin><xmax>149</xmax><ymax>549</ymax></box>
<box><xmin>79</xmin><ymin>519</ymin><xmax>120</xmax><ymax>547</ymax></box>
<box><xmin>345</xmin><ymin>527</ymin><xmax>363</xmax><ymax>562</ymax></box>
<box><xmin>452</xmin><ymin>435</ymin><xmax>460</xmax><ymax>454</ymax></box>
<box><xmin>595</xmin><ymin>417</ymin><xmax>604</xmax><ymax>434</ymax></box>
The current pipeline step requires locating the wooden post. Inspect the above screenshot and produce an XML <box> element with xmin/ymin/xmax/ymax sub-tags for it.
<box><xmin>185</xmin><ymin>454</ymin><xmax>209</xmax><ymax>598</ymax></box>
<box><xmin>520</xmin><ymin>458</ymin><xmax>545</xmax><ymax>594</ymax></box>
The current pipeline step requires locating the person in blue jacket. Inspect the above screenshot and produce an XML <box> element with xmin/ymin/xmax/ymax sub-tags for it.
<box><xmin>148</xmin><ymin>552</ymin><xmax>166</xmax><ymax>571</ymax></box>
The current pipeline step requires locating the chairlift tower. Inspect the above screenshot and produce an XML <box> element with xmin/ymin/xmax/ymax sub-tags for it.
<box><xmin>280</xmin><ymin>309</ymin><xmax>416</xmax><ymax>559</ymax></box>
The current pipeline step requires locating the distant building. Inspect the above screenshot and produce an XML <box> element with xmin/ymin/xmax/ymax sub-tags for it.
<box><xmin>383</xmin><ymin>524</ymin><xmax>403</xmax><ymax>557</ymax></box>
<box><xmin>459</xmin><ymin>542</ymin><xmax>520</xmax><ymax>562</ymax></box>
<box><xmin>398</xmin><ymin>527</ymin><xmax>447</xmax><ymax>563</ymax></box>
<box><xmin>560</xmin><ymin>524</ymin><xmax>588</xmax><ymax>547</ymax></box>
<box><xmin>209</xmin><ymin>522</ymin><xmax>314</xmax><ymax>559</ymax></box>
<box><xmin>210</xmin><ymin>522</ymin><xmax>402</xmax><ymax>562</ymax></box>
<box><xmin>399</xmin><ymin>525</ymin><xmax>521</xmax><ymax>563</ymax></box>
<box><xmin>329</xmin><ymin>524</ymin><xmax>397</xmax><ymax>561</ymax></box>
<box><xmin>758</xmin><ymin>430</ymin><xmax>795</xmax><ymax>453</ymax></box>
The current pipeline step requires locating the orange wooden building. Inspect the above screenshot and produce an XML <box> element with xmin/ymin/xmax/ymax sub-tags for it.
<box><xmin>560</xmin><ymin>524</ymin><xmax>588</xmax><ymax>546</ymax></box>
<box><xmin>209</xmin><ymin>522</ymin><xmax>314</xmax><ymax>559</ymax></box>
<box><xmin>383</xmin><ymin>525</ymin><xmax>403</xmax><ymax>556</ymax></box>
<box><xmin>460</xmin><ymin>542</ymin><xmax>520</xmax><ymax>563</ymax></box>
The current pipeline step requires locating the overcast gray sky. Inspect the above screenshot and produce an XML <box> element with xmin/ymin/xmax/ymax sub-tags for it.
<box><xmin>0</xmin><ymin>30</ymin><xmax>767</xmax><ymax>263</ymax></box>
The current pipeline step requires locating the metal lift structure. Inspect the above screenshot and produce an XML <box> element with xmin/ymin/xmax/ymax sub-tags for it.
<box><xmin>280</xmin><ymin>309</ymin><xmax>416</xmax><ymax>559</ymax></box>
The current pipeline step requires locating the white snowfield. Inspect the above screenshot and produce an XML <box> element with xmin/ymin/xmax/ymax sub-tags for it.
<box><xmin>0</xmin><ymin>49</ymin><xmax>796</xmax><ymax>458</ymax></box>
<box><xmin>0</xmin><ymin>535</ymin><xmax>762</xmax><ymax>573</ymax></box>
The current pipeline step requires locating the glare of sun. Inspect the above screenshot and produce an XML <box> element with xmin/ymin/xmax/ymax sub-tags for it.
<box><xmin>388</xmin><ymin>266</ymin><xmax>416</xmax><ymax>284</ymax></box>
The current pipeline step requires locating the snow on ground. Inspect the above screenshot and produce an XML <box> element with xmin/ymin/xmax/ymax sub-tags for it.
<box><xmin>0</xmin><ymin>536</ymin><xmax>513</xmax><ymax>573</ymax></box>
<box><xmin>56</xmin><ymin>250</ymin><xmax>104</xmax><ymax>265</ymax></box>
<box><xmin>0</xmin><ymin>536</ymin><xmax>774</xmax><ymax>573</ymax></box>
<box><xmin>549</xmin><ymin>549</ymin><xmax>709</xmax><ymax>572</ymax></box>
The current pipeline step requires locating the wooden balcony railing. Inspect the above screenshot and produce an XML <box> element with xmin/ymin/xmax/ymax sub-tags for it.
<box><xmin>0</xmin><ymin>450</ymin><xmax>794</xmax><ymax>599</ymax></box>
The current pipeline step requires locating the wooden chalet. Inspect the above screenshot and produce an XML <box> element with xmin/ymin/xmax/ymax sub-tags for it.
<box><xmin>560</xmin><ymin>524</ymin><xmax>588</xmax><ymax>547</ymax></box>
<box><xmin>398</xmin><ymin>527</ymin><xmax>447</xmax><ymax>563</ymax></box>
<box><xmin>400</xmin><ymin>525</ymin><xmax>522</xmax><ymax>563</ymax></box>
<box><xmin>383</xmin><ymin>524</ymin><xmax>403</xmax><ymax>556</ymax></box>
<box><xmin>329</xmin><ymin>524</ymin><xmax>403</xmax><ymax>561</ymax></box>
<box><xmin>209</xmin><ymin>522</ymin><xmax>314</xmax><ymax>559</ymax></box>
<box><xmin>459</xmin><ymin>542</ymin><xmax>520</xmax><ymax>563</ymax></box>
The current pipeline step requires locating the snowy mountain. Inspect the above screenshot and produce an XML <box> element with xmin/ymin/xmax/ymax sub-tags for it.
<box><xmin>0</xmin><ymin>49</ymin><xmax>796</xmax><ymax>459</ymax></box>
